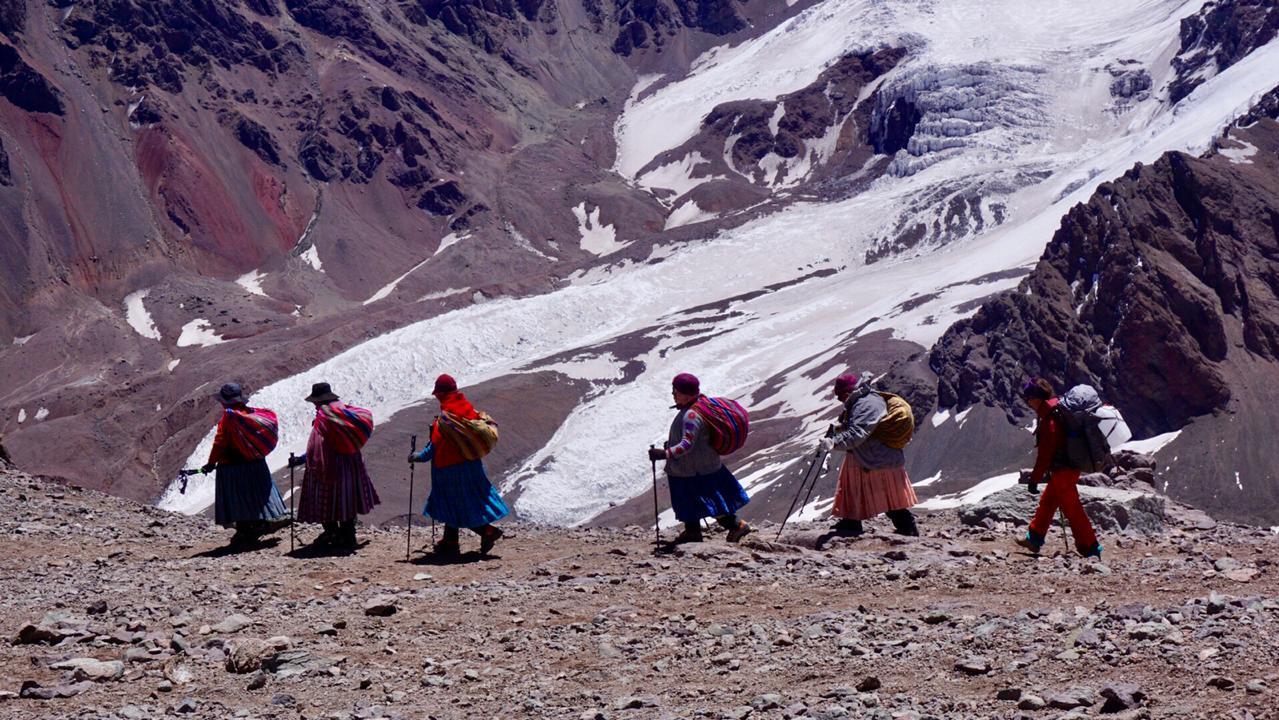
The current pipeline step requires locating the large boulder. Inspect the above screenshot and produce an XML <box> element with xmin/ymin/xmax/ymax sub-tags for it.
<box><xmin>959</xmin><ymin>485</ymin><xmax>1165</xmax><ymax>534</ymax></box>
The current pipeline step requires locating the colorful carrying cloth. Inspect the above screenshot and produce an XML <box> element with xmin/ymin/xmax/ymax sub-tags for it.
<box><xmin>214</xmin><ymin>458</ymin><xmax>286</xmax><ymax>527</ymax></box>
<box><xmin>436</xmin><ymin>410</ymin><xmax>499</xmax><ymax>462</ymax></box>
<box><xmin>218</xmin><ymin>407</ymin><xmax>279</xmax><ymax>461</ymax></box>
<box><xmin>429</xmin><ymin>392</ymin><xmax>488</xmax><ymax>469</ymax></box>
<box><xmin>298</xmin><ymin>403</ymin><xmax>380</xmax><ymax>523</ymax></box>
<box><xmin>692</xmin><ymin>395</ymin><xmax>750</xmax><ymax>455</ymax></box>
<box><xmin>208</xmin><ymin>406</ymin><xmax>278</xmax><ymax>465</ymax></box>
<box><xmin>831</xmin><ymin>456</ymin><xmax>917</xmax><ymax>521</ymax></box>
<box><xmin>667</xmin><ymin>465</ymin><xmax>750</xmax><ymax>523</ymax></box>
<box><xmin>422</xmin><ymin>455</ymin><xmax>509</xmax><ymax>528</ymax></box>
<box><xmin>314</xmin><ymin>401</ymin><xmax>374</xmax><ymax>455</ymax></box>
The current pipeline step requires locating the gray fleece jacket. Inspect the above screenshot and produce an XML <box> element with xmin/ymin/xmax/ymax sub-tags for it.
<box><xmin>830</xmin><ymin>379</ymin><xmax>906</xmax><ymax>471</ymax></box>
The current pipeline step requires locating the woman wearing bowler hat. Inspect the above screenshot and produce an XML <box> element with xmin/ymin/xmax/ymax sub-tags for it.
<box><xmin>288</xmin><ymin>382</ymin><xmax>380</xmax><ymax>550</ymax></box>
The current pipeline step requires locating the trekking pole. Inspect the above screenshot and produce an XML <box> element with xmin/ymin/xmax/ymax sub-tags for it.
<box><xmin>431</xmin><ymin>417</ymin><xmax>438</xmax><ymax>548</ymax></box>
<box><xmin>776</xmin><ymin>448</ymin><xmax>827</xmax><ymax>540</ymax></box>
<box><xmin>407</xmin><ymin>434</ymin><xmax>417</xmax><ymax>561</ymax></box>
<box><xmin>795</xmin><ymin>450</ymin><xmax>828</xmax><ymax>524</ymax></box>
<box><xmin>1058</xmin><ymin>508</ymin><xmax>1070</xmax><ymax>554</ymax></box>
<box><xmin>649</xmin><ymin>444</ymin><xmax>660</xmax><ymax>547</ymax></box>
<box><xmin>288</xmin><ymin>453</ymin><xmax>296</xmax><ymax>553</ymax></box>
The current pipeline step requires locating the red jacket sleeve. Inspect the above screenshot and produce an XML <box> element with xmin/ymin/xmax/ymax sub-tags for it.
<box><xmin>1031</xmin><ymin>411</ymin><xmax>1061</xmax><ymax>484</ymax></box>
<box><xmin>207</xmin><ymin>414</ymin><xmax>230</xmax><ymax>465</ymax></box>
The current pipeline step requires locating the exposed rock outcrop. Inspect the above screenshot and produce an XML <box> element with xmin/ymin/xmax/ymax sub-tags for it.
<box><xmin>0</xmin><ymin>135</ymin><xmax>10</xmax><ymax>186</ymax></box>
<box><xmin>928</xmin><ymin>89</ymin><xmax>1279</xmax><ymax>522</ymax></box>
<box><xmin>0</xmin><ymin>42</ymin><xmax>64</xmax><ymax>114</ymax></box>
<box><xmin>931</xmin><ymin>105</ymin><xmax>1279</xmax><ymax>433</ymax></box>
<box><xmin>0</xmin><ymin>0</ymin><xmax>24</xmax><ymax>38</ymax></box>
<box><xmin>1168</xmin><ymin>0</ymin><xmax>1279</xmax><ymax>103</ymax></box>
<box><xmin>612</xmin><ymin>0</ymin><xmax>747</xmax><ymax>55</ymax></box>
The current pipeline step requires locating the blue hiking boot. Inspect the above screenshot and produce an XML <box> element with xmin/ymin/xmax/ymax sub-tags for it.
<box><xmin>1079</xmin><ymin>543</ymin><xmax>1103</xmax><ymax>559</ymax></box>
<box><xmin>1015</xmin><ymin>529</ymin><xmax>1045</xmax><ymax>554</ymax></box>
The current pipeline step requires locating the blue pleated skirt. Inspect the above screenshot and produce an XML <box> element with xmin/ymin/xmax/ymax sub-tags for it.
<box><xmin>214</xmin><ymin>458</ymin><xmax>287</xmax><ymax>527</ymax></box>
<box><xmin>668</xmin><ymin>465</ymin><xmax>750</xmax><ymax>523</ymax></box>
<box><xmin>424</xmin><ymin>459</ymin><xmax>509</xmax><ymax>528</ymax></box>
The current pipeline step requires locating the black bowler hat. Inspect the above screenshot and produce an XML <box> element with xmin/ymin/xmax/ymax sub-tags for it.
<box><xmin>214</xmin><ymin>383</ymin><xmax>248</xmax><ymax>405</ymax></box>
<box><xmin>305</xmin><ymin>382</ymin><xmax>340</xmax><ymax>403</ymax></box>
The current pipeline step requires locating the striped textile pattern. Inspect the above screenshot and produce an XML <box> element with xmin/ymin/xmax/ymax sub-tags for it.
<box><xmin>315</xmin><ymin>402</ymin><xmax>374</xmax><ymax>455</ymax></box>
<box><xmin>693</xmin><ymin>396</ymin><xmax>750</xmax><ymax>456</ymax></box>
<box><xmin>435</xmin><ymin>411</ymin><xmax>499</xmax><ymax>461</ymax></box>
<box><xmin>223</xmin><ymin>407</ymin><xmax>279</xmax><ymax>460</ymax></box>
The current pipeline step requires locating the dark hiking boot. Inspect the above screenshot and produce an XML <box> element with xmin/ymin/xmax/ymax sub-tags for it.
<box><xmin>1015</xmin><ymin>530</ymin><xmax>1045</xmax><ymax>554</ymax></box>
<box><xmin>887</xmin><ymin>510</ymin><xmax>919</xmax><ymax>537</ymax></box>
<box><xmin>312</xmin><ymin>522</ymin><xmax>340</xmax><ymax>547</ymax></box>
<box><xmin>433</xmin><ymin>539</ymin><xmax>461</xmax><ymax>558</ymax></box>
<box><xmin>833</xmin><ymin>519</ymin><xmax>864</xmax><ymax>537</ymax></box>
<box><xmin>479</xmin><ymin>526</ymin><xmax>504</xmax><ymax>555</ymax></box>
<box><xmin>336</xmin><ymin>521</ymin><xmax>358</xmax><ymax>550</ymax></box>
<box><xmin>1078</xmin><ymin>542</ymin><xmax>1103</xmax><ymax>559</ymax></box>
<box><xmin>671</xmin><ymin>528</ymin><xmax>704</xmax><ymax>544</ymax></box>
<box><xmin>726</xmin><ymin>521</ymin><xmax>753</xmax><ymax>543</ymax></box>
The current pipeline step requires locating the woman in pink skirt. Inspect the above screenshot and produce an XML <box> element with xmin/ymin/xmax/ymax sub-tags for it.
<box><xmin>819</xmin><ymin>372</ymin><xmax>918</xmax><ymax>537</ymax></box>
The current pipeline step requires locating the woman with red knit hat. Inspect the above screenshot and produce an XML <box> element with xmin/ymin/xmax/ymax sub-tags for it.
<box><xmin>821</xmin><ymin>372</ymin><xmax>919</xmax><ymax>537</ymax></box>
<box><xmin>647</xmin><ymin>372</ymin><xmax>752</xmax><ymax>544</ymax></box>
<box><xmin>409</xmin><ymin>374</ymin><xmax>508</xmax><ymax>557</ymax></box>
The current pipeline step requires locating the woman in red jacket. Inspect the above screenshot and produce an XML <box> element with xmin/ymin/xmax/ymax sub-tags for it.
<box><xmin>1016</xmin><ymin>378</ymin><xmax>1102</xmax><ymax>558</ymax></box>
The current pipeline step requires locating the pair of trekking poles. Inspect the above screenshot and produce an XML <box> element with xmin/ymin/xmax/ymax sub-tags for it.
<box><xmin>644</xmin><ymin>435</ymin><xmax>832</xmax><ymax>547</ymax></box>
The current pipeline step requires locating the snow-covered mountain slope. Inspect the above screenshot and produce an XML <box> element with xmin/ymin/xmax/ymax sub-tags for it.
<box><xmin>163</xmin><ymin>0</ymin><xmax>1279</xmax><ymax>525</ymax></box>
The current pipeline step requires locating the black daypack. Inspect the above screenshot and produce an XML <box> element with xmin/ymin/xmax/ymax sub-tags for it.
<box><xmin>1052</xmin><ymin>385</ymin><xmax>1114</xmax><ymax>472</ymax></box>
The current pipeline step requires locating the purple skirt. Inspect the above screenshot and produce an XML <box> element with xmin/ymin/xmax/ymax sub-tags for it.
<box><xmin>297</xmin><ymin>451</ymin><xmax>380</xmax><ymax>523</ymax></box>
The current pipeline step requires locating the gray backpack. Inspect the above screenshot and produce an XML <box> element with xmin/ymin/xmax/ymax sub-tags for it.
<box><xmin>1054</xmin><ymin>385</ymin><xmax>1131</xmax><ymax>472</ymax></box>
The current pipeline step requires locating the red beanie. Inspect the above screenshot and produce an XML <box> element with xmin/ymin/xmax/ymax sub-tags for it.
<box><xmin>834</xmin><ymin>374</ymin><xmax>859</xmax><ymax>396</ymax></box>
<box><xmin>672</xmin><ymin>373</ymin><xmax>700</xmax><ymax>395</ymax></box>
<box><xmin>433</xmin><ymin>374</ymin><xmax>458</xmax><ymax>396</ymax></box>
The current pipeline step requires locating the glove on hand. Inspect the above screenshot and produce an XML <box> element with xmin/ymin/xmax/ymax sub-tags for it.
<box><xmin>647</xmin><ymin>448</ymin><xmax>667</xmax><ymax>462</ymax></box>
<box><xmin>287</xmin><ymin>455</ymin><xmax>306</xmax><ymax>468</ymax></box>
<box><xmin>200</xmin><ymin>463</ymin><xmax>216</xmax><ymax>475</ymax></box>
<box><xmin>818</xmin><ymin>438</ymin><xmax>835</xmax><ymax>453</ymax></box>
<box><xmin>407</xmin><ymin>452</ymin><xmax>420</xmax><ymax>464</ymax></box>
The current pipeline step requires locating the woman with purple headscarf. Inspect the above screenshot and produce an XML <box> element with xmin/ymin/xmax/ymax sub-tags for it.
<box><xmin>819</xmin><ymin>372</ymin><xmax>919</xmax><ymax>537</ymax></box>
<box><xmin>647</xmin><ymin>373</ymin><xmax>752</xmax><ymax>544</ymax></box>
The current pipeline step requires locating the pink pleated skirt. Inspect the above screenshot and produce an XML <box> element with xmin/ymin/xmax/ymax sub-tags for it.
<box><xmin>832</xmin><ymin>457</ymin><xmax>918</xmax><ymax>520</ymax></box>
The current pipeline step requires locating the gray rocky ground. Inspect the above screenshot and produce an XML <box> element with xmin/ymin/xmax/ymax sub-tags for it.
<box><xmin>1</xmin><ymin>465</ymin><xmax>1277</xmax><ymax>720</ymax></box>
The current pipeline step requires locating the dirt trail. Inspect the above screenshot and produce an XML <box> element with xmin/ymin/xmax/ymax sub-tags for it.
<box><xmin>1</xmin><ymin>469</ymin><xmax>1276</xmax><ymax>719</ymax></box>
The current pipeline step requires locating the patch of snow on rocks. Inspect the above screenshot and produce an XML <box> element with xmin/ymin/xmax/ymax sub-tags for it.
<box><xmin>34</xmin><ymin>407</ymin><xmax>49</xmax><ymax>421</ymax></box>
<box><xmin>300</xmin><ymin>245</ymin><xmax>323</xmax><ymax>271</ymax></box>
<box><xmin>1118</xmin><ymin>430</ymin><xmax>1181</xmax><ymax>455</ymax></box>
<box><xmin>434</xmin><ymin>232</ymin><xmax>469</xmax><ymax>257</ymax></box>
<box><xmin>918</xmin><ymin>472</ymin><xmax>1020</xmax><ymax>510</ymax></box>
<box><xmin>1218</xmin><ymin>139</ymin><xmax>1258</xmax><ymax>164</ymax></box>
<box><xmin>177</xmin><ymin>319</ymin><xmax>227</xmax><ymax>348</ymax></box>
<box><xmin>123</xmin><ymin>290</ymin><xmax>161</xmax><ymax>341</ymax></box>
<box><xmin>364</xmin><ymin>258</ymin><xmax>431</xmax><ymax>306</ymax></box>
<box><xmin>637</xmin><ymin>152</ymin><xmax>723</xmax><ymax>197</ymax></box>
<box><xmin>572</xmin><ymin>203</ymin><xmax>625</xmax><ymax>255</ymax></box>
<box><xmin>235</xmin><ymin>270</ymin><xmax>267</xmax><ymax>296</ymax></box>
<box><xmin>664</xmin><ymin>199</ymin><xmax>719</xmax><ymax>230</ymax></box>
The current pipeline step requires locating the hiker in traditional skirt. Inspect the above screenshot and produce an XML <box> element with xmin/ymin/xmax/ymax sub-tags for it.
<box><xmin>647</xmin><ymin>373</ymin><xmax>752</xmax><ymax>544</ymax></box>
<box><xmin>287</xmin><ymin>382</ymin><xmax>380</xmax><ymax>550</ymax></box>
<box><xmin>409</xmin><ymin>374</ymin><xmax>508</xmax><ymax>558</ymax></box>
<box><xmin>820</xmin><ymin>372</ymin><xmax>919</xmax><ymax>537</ymax></box>
<box><xmin>1015</xmin><ymin>378</ymin><xmax>1102</xmax><ymax>558</ymax></box>
<box><xmin>201</xmin><ymin>383</ymin><xmax>288</xmax><ymax>547</ymax></box>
